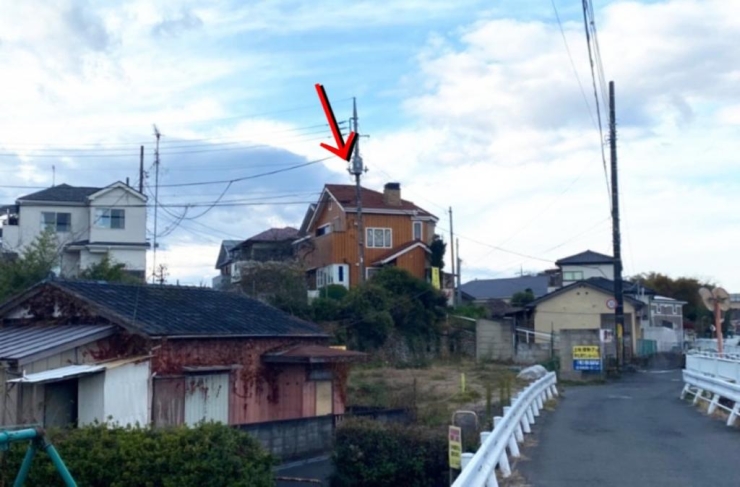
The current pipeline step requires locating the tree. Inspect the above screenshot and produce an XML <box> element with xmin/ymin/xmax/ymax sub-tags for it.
<box><xmin>429</xmin><ymin>235</ymin><xmax>446</xmax><ymax>270</ymax></box>
<box><xmin>235</xmin><ymin>261</ymin><xmax>311</xmax><ymax>319</ymax></box>
<box><xmin>0</xmin><ymin>228</ymin><xmax>58</xmax><ymax>301</ymax></box>
<box><xmin>341</xmin><ymin>285</ymin><xmax>394</xmax><ymax>350</ymax></box>
<box><xmin>631</xmin><ymin>272</ymin><xmax>714</xmax><ymax>328</ymax></box>
<box><xmin>79</xmin><ymin>254</ymin><xmax>140</xmax><ymax>284</ymax></box>
<box><xmin>510</xmin><ymin>288</ymin><xmax>535</xmax><ymax>308</ymax></box>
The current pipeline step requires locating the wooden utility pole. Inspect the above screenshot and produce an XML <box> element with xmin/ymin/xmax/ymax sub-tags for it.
<box><xmin>449</xmin><ymin>207</ymin><xmax>456</xmax><ymax>306</ymax></box>
<box><xmin>609</xmin><ymin>81</ymin><xmax>625</xmax><ymax>368</ymax></box>
<box><xmin>349</xmin><ymin>98</ymin><xmax>366</xmax><ymax>284</ymax></box>
<box><xmin>139</xmin><ymin>145</ymin><xmax>144</xmax><ymax>193</ymax></box>
<box><xmin>455</xmin><ymin>238</ymin><xmax>462</xmax><ymax>305</ymax></box>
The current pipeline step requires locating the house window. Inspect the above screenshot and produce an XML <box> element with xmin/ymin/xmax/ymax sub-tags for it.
<box><xmin>366</xmin><ymin>228</ymin><xmax>392</xmax><ymax>248</ymax></box>
<box><xmin>40</xmin><ymin>212</ymin><xmax>71</xmax><ymax>233</ymax></box>
<box><xmin>366</xmin><ymin>267</ymin><xmax>380</xmax><ymax>280</ymax></box>
<box><xmin>94</xmin><ymin>208</ymin><xmax>125</xmax><ymax>229</ymax></box>
<box><xmin>413</xmin><ymin>221</ymin><xmax>423</xmax><ymax>240</ymax></box>
<box><xmin>338</xmin><ymin>265</ymin><xmax>344</xmax><ymax>283</ymax></box>
<box><xmin>316</xmin><ymin>223</ymin><xmax>332</xmax><ymax>237</ymax></box>
<box><xmin>562</xmin><ymin>271</ymin><xmax>584</xmax><ymax>281</ymax></box>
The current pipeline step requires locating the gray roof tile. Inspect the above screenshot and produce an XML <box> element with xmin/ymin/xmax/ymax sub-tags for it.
<box><xmin>17</xmin><ymin>184</ymin><xmax>101</xmax><ymax>203</ymax></box>
<box><xmin>461</xmin><ymin>275</ymin><xmax>549</xmax><ymax>300</ymax></box>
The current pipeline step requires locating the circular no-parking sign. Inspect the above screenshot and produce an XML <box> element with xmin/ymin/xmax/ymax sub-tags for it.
<box><xmin>606</xmin><ymin>298</ymin><xmax>617</xmax><ymax>309</ymax></box>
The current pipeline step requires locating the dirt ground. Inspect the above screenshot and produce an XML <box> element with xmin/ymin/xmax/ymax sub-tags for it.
<box><xmin>347</xmin><ymin>359</ymin><xmax>529</xmax><ymax>428</ymax></box>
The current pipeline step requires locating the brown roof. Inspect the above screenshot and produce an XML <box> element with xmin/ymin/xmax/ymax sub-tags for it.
<box><xmin>325</xmin><ymin>184</ymin><xmax>434</xmax><ymax>217</ymax></box>
<box><xmin>371</xmin><ymin>241</ymin><xmax>431</xmax><ymax>265</ymax></box>
<box><xmin>262</xmin><ymin>344</ymin><xmax>367</xmax><ymax>364</ymax></box>
<box><xmin>245</xmin><ymin>227</ymin><xmax>299</xmax><ymax>242</ymax></box>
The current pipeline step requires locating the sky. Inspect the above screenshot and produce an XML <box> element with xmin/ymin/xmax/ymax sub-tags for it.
<box><xmin>0</xmin><ymin>0</ymin><xmax>738</xmax><ymax>289</ymax></box>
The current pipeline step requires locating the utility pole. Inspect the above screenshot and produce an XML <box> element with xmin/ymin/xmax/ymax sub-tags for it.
<box><xmin>152</xmin><ymin>125</ymin><xmax>162</xmax><ymax>285</ymax></box>
<box><xmin>449</xmin><ymin>207</ymin><xmax>456</xmax><ymax>306</ymax></box>
<box><xmin>455</xmin><ymin>238</ymin><xmax>462</xmax><ymax>305</ymax></box>
<box><xmin>349</xmin><ymin>97</ymin><xmax>366</xmax><ymax>285</ymax></box>
<box><xmin>609</xmin><ymin>81</ymin><xmax>625</xmax><ymax>369</ymax></box>
<box><xmin>139</xmin><ymin>145</ymin><xmax>145</xmax><ymax>193</ymax></box>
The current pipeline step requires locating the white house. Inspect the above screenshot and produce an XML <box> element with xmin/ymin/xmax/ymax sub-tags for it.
<box><xmin>554</xmin><ymin>250</ymin><xmax>615</xmax><ymax>288</ymax></box>
<box><xmin>0</xmin><ymin>182</ymin><xmax>148</xmax><ymax>279</ymax></box>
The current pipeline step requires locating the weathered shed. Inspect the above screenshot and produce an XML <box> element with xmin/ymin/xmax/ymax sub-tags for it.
<box><xmin>0</xmin><ymin>280</ymin><xmax>365</xmax><ymax>428</ymax></box>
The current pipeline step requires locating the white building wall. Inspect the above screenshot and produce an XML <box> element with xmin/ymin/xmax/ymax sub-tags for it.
<box><xmin>103</xmin><ymin>360</ymin><xmax>150</xmax><ymax>427</ymax></box>
<box><xmin>2</xmin><ymin>204</ymin><xmax>88</xmax><ymax>252</ymax></box>
<box><xmin>89</xmin><ymin>188</ymin><xmax>147</xmax><ymax>245</ymax></box>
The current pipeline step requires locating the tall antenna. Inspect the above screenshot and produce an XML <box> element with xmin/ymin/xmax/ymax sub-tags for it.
<box><xmin>349</xmin><ymin>97</ymin><xmax>367</xmax><ymax>285</ymax></box>
<box><xmin>152</xmin><ymin>125</ymin><xmax>162</xmax><ymax>285</ymax></box>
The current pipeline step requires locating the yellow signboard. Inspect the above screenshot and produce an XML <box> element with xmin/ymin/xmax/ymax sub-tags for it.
<box><xmin>572</xmin><ymin>346</ymin><xmax>600</xmax><ymax>359</ymax></box>
<box><xmin>431</xmin><ymin>267</ymin><xmax>441</xmax><ymax>290</ymax></box>
<box><xmin>448</xmin><ymin>425</ymin><xmax>462</xmax><ymax>469</ymax></box>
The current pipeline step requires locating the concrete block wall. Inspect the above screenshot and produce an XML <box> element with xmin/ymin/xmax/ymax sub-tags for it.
<box><xmin>476</xmin><ymin>319</ymin><xmax>514</xmax><ymax>361</ymax></box>
<box><xmin>559</xmin><ymin>329</ymin><xmax>604</xmax><ymax>382</ymax></box>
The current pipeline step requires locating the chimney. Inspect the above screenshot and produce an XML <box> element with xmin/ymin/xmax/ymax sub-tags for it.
<box><xmin>383</xmin><ymin>182</ymin><xmax>401</xmax><ymax>206</ymax></box>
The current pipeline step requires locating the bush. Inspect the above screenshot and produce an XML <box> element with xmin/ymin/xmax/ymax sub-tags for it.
<box><xmin>0</xmin><ymin>423</ymin><xmax>275</xmax><ymax>487</ymax></box>
<box><xmin>330</xmin><ymin>419</ymin><xmax>447</xmax><ymax>487</ymax></box>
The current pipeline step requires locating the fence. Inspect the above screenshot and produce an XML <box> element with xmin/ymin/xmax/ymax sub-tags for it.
<box><xmin>452</xmin><ymin>372</ymin><xmax>558</xmax><ymax>487</ymax></box>
<box><xmin>237</xmin><ymin>408</ymin><xmax>409</xmax><ymax>461</ymax></box>
<box><xmin>682</xmin><ymin>352</ymin><xmax>740</xmax><ymax>428</ymax></box>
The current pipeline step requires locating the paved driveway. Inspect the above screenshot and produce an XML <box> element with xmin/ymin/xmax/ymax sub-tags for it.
<box><xmin>518</xmin><ymin>370</ymin><xmax>738</xmax><ymax>487</ymax></box>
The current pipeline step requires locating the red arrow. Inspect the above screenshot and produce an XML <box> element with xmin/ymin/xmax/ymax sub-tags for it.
<box><xmin>315</xmin><ymin>83</ymin><xmax>357</xmax><ymax>162</ymax></box>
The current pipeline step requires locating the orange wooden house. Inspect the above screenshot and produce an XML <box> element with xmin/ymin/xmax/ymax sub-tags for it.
<box><xmin>295</xmin><ymin>182</ymin><xmax>439</xmax><ymax>295</ymax></box>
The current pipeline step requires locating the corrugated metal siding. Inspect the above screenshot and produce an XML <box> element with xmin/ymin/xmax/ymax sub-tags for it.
<box><xmin>152</xmin><ymin>377</ymin><xmax>185</xmax><ymax>427</ymax></box>
<box><xmin>104</xmin><ymin>361</ymin><xmax>150</xmax><ymax>427</ymax></box>
<box><xmin>78</xmin><ymin>372</ymin><xmax>105</xmax><ymax>426</ymax></box>
<box><xmin>184</xmin><ymin>373</ymin><xmax>229</xmax><ymax>426</ymax></box>
<box><xmin>0</xmin><ymin>325</ymin><xmax>114</xmax><ymax>364</ymax></box>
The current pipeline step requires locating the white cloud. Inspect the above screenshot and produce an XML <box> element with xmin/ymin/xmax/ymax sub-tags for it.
<box><xmin>363</xmin><ymin>0</ymin><xmax>740</xmax><ymax>288</ymax></box>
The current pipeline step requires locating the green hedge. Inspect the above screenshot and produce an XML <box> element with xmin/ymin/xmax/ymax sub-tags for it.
<box><xmin>330</xmin><ymin>419</ymin><xmax>448</xmax><ymax>487</ymax></box>
<box><xmin>0</xmin><ymin>423</ymin><xmax>275</xmax><ymax>487</ymax></box>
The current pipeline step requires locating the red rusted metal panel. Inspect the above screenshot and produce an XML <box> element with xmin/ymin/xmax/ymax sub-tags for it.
<box><xmin>152</xmin><ymin>377</ymin><xmax>184</xmax><ymax>427</ymax></box>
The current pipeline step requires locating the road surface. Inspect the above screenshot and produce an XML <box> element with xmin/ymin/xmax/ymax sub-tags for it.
<box><xmin>518</xmin><ymin>370</ymin><xmax>738</xmax><ymax>487</ymax></box>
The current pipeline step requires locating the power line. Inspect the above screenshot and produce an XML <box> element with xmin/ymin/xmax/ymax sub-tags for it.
<box><xmin>580</xmin><ymin>0</ymin><xmax>611</xmax><ymax>204</ymax></box>
<box><xmin>550</xmin><ymin>0</ymin><xmax>598</xmax><ymax>130</ymax></box>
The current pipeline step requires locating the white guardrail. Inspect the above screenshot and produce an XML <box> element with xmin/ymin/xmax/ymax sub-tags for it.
<box><xmin>453</xmin><ymin>371</ymin><xmax>558</xmax><ymax>487</ymax></box>
<box><xmin>682</xmin><ymin>351</ymin><xmax>740</xmax><ymax>428</ymax></box>
<box><xmin>685</xmin><ymin>351</ymin><xmax>740</xmax><ymax>382</ymax></box>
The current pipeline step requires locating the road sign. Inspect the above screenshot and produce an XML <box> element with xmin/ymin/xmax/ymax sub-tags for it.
<box><xmin>606</xmin><ymin>298</ymin><xmax>617</xmax><ymax>309</ymax></box>
<box><xmin>573</xmin><ymin>345</ymin><xmax>602</xmax><ymax>371</ymax></box>
<box><xmin>448</xmin><ymin>425</ymin><xmax>462</xmax><ymax>469</ymax></box>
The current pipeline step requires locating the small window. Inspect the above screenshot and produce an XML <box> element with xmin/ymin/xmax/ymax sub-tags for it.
<box><xmin>366</xmin><ymin>228</ymin><xmax>392</xmax><ymax>248</ymax></box>
<box><xmin>41</xmin><ymin>212</ymin><xmax>71</xmax><ymax>233</ymax></box>
<box><xmin>338</xmin><ymin>265</ymin><xmax>344</xmax><ymax>283</ymax></box>
<box><xmin>94</xmin><ymin>208</ymin><xmax>125</xmax><ymax>229</ymax></box>
<box><xmin>316</xmin><ymin>223</ymin><xmax>332</xmax><ymax>237</ymax></box>
<box><xmin>413</xmin><ymin>221</ymin><xmax>422</xmax><ymax>240</ymax></box>
<box><xmin>562</xmin><ymin>271</ymin><xmax>584</xmax><ymax>281</ymax></box>
<box><xmin>366</xmin><ymin>267</ymin><xmax>380</xmax><ymax>280</ymax></box>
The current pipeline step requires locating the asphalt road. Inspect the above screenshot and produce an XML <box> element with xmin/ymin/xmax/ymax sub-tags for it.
<box><xmin>275</xmin><ymin>455</ymin><xmax>332</xmax><ymax>487</ymax></box>
<box><xmin>518</xmin><ymin>370</ymin><xmax>739</xmax><ymax>487</ymax></box>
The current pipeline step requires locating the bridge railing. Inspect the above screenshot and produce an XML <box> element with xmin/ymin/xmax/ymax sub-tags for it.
<box><xmin>681</xmin><ymin>369</ymin><xmax>740</xmax><ymax>427</ymax></box>
<box><xmin>685</xmin><ymin>351</ymin><xmax>740</xmax><ymax>382</ymax></box>
<box><xmin>452</xmin><ymin>371</ymin><xmax>558</xmax><ymax>487</ymax></box>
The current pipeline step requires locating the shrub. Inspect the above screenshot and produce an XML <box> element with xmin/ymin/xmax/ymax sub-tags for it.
<box><xmin>0</xmin><ymin>423</ymin><xmax>275</xmax><ymax>487</ymax></box>
<box><xmin>330</xmin><ymin>418</ymin><xmax>447</xmax><ymax>487</ymax></box>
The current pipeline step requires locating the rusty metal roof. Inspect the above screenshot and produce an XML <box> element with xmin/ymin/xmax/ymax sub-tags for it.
<box><xmin>0</xmin><ymin>324</ymin><xmax>115</xmax><ymax>365</ymax></box>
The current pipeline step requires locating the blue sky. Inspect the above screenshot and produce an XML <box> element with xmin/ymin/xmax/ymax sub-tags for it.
<box><xmin>0</xmin><ymin>0</ymin><xmax>738</xmax><ymax>288</ymax></box>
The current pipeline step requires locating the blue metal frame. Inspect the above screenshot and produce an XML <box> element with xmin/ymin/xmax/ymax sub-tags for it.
<box><xmin>0</xmin><ymin>427</ymin><xmax>77</xmax><ymax>487</ymax></box>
